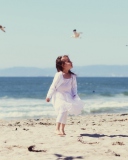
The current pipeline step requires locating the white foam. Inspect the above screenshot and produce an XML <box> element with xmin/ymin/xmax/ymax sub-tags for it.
<box><xmin>0</xmin><ymin>96</ymin><xmax>128</xmax><ymax>119</ymax></box>
<box><xmin>0</xmin><ymin>98</ymin><xmax>54</xmax><ymax>119</ymax></box>
<box><xmin>83</xmin><ymin>96</ymin><xmax>128</xmax><ymax>113</ymax></box>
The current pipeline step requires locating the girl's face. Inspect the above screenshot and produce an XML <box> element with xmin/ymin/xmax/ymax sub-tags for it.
<box><xmin>61</xmin><ymin>56</ymin><xmax>73</xmax><ymax>71</ymax></box>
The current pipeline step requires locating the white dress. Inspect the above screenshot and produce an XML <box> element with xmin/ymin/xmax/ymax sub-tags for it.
<box><xmin>51</xmin><ymin>77</ymin><xmax>84</xmax><ymax>115</ymax></box>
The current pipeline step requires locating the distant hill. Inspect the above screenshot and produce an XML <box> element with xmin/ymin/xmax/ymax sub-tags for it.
<box><xmin>0</xmin><ymin>67</ymin><xmax>56</xmax><ymax>77</ymax></box>
<box><xmin>73</xmin><ymin>65</ymin><xmax>128</xmax><ymax>77</ymax></box>
<box><xmin>0</xmin><ymin>65</ymin><xmax>128</xmax><ymax>77</ymax></box>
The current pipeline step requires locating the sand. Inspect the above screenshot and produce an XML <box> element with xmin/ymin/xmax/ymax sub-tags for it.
<box><xmin>0</xmin><ymin>113</ymin><xmax>128</xmax><ymax>160</ymax></box>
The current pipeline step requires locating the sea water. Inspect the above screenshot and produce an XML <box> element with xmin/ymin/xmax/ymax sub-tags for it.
<box><xmin>0</xmin><ymin>77</ymin><xmax>128</xmax><ymax>120</ymax></box>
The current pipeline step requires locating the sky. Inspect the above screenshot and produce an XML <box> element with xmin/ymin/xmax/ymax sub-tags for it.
<box><xmin>0</xmin><ymin>0</ymin><xmax>128</xmax><ymax>69</ymax></box>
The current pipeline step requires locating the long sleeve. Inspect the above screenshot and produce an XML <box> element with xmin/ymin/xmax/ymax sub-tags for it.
<box><xmin>72</xmin><ymin>75</ymin><xmax>77</xmax><ymax>96</ymax></box>
<box><xmin>46</xmin><ymin>72</ymin><xmax>61</xmax><ymax>99</ymax></box>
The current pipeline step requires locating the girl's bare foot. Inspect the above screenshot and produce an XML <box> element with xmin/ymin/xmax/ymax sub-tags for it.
<box><xmin>60</xmin><ymin>130</ymin><xmax>66</xmax><ymax>135</ymax></box>
<box><xmin>54</xmin><ymin>130</ymin><xmax>61</xmax><ymax>135</ymax></box>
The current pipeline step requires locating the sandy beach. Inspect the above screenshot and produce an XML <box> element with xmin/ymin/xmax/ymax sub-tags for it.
<box><xmin>0</xmin><ymin>113</ymin><xmax>128</xmax><ymax>160</ymax></box>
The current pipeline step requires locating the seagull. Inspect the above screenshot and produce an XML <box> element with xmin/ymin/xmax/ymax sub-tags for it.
<box><xmin>0</xmin><ymin>25</ymin><xmax>6</xmax><ymax>32</ymax></box>
<box><xmin>71</xmin><ymin>29</ymin><xmax>82</xmax><ymax>38</ymax></box>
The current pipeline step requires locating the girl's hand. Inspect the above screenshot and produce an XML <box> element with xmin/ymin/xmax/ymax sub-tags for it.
<box><xmin>46</xmin><ymin>97</ymin><xmax>50</xmax><ymax>102</ymax></box>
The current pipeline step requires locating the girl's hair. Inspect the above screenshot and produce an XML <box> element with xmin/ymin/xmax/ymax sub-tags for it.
<box><xmin>56</xmin><ymin>55</ymin><xmax>75</xmax><ymax>75</ymax></box>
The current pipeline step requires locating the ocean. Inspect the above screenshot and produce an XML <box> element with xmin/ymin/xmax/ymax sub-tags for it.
<box><xmin>0</xmin><ymin>77</ymin><xmax>128</xmax><ymax>120</ymax></box>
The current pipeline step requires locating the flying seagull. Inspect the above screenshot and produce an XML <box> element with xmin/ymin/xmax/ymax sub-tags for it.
<box><xmin>0</xmin><ymin>25</ymin><xmax>6</xmax><ymax>32</ymax></box>
<box><xmin>71</xmin><ymin>29</ymin><xmax>82</xmax><ymax>38</ymax></box>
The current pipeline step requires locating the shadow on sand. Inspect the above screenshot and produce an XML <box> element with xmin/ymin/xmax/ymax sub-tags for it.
<box><xmin>54</xmin><ymin>154</ymin><xmax>83</xmax><ymax>160</ymax></box>
<box><xmin>80</xmin><ymin>133</ymin><xmax>128</xmax><ymax>138</ymax></box>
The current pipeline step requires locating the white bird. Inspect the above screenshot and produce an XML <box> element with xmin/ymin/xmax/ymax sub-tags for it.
<box><xmin>0</xmin><ymin>25</ymin><xmax>6</xmax><ymax>32</ymax></box>
<box><xmin>71</xmin><ymin>29</ymin><xmax>82</xmax><ymax>38</ymax></box>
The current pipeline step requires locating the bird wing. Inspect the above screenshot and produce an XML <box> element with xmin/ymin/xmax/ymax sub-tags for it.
<box><xmin>0</xmin><ymin>28</ymin><xmax>5</xmax><ymax>32</ymax></box>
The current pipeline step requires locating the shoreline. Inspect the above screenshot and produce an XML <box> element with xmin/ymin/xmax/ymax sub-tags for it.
<box><xmin>1</xmin><ymin>112</ymin><xmax>128</xmax><ymax>121</ymax></box>
<box><xmin>0</xmin><ymin>113</ymin><xmax>128</xmax><ymax>159</ymax></box>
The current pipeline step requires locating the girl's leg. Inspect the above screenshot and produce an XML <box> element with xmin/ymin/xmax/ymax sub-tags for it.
<box><xmin>55</xmin><ymin>122</ymin><xmax>61</xmax><ymax>135</ymax></box>
<box><xmin>60</xmin><ymin>111</ymin><xmax>68</xmax><ymax>135</ymax></box>
<box><xmin>61</xmin><ymin>124</ymin><xmax>66</xmax><ymax>135</ymax></box>
<box><xmin>55</xmin><ymin>112</ymin><xmax>64</xmax><ymax>135</ymax></box>
<box><xmin>56</xmin><ymin>111</ymin><xmax>68</xmax><ymax>135</ymax></box>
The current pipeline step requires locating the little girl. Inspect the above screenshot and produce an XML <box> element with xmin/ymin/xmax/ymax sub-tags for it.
<box><xmin>46</xmin><ymin>55</ymin><xmax>84</xmax><ymax>135</ymax></box>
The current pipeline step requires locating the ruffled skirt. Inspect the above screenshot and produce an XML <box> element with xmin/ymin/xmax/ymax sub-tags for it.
<box><xmin>51</xmin><ymin>91</ymin><xmax>84</xmax><ymax>115</ymax></box>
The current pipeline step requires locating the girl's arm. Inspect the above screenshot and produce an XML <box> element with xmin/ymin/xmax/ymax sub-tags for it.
<box><xmin>46</xmin><ymin>72</ymin><xmax>60</xmax><ymax>100</ymax></box>
<box><xmin>72</xmin><ymin>75</ymin><xmax>77</xmax><ymax>97</ymax></box>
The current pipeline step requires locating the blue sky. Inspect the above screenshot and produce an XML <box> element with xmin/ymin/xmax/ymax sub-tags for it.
<box><xmin>0</xmin><ymin>0</ymin><xmax>128</xmax><ymax>69</ymax></box>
